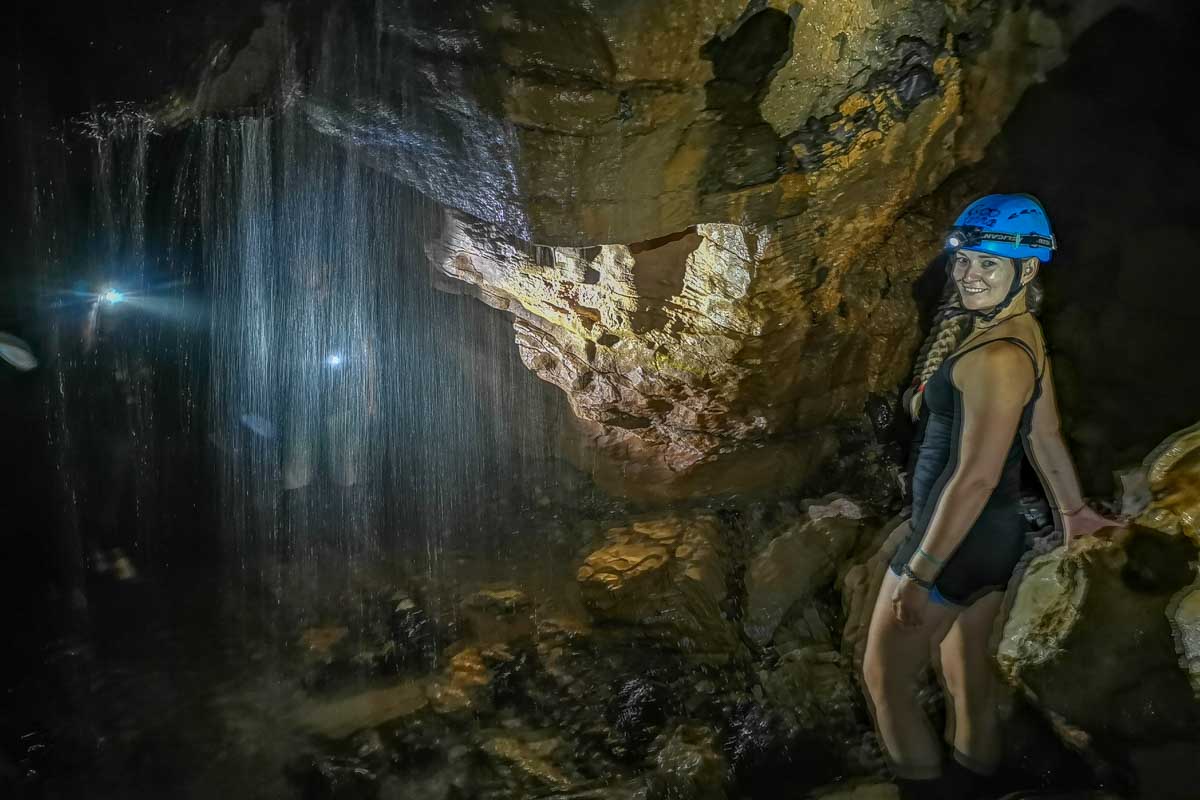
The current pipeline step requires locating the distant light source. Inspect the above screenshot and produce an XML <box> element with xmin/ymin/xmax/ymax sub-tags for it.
<box><xmin>325</xmin><ymin>353</ymin><xmax>344</xmax><ymax>367</ymax></box>
<box><xmin>101</xmin><ymin>288</ymin><xmax>125</xmax><ymax>305</ymax></box>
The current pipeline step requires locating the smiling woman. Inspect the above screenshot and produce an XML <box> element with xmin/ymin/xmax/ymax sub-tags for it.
<box><xmin>861</xmin><ymin>194</ymin><xmax>1118</xmax><ymax>799</ymax></box>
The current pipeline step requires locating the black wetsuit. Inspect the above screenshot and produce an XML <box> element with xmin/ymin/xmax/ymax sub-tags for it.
<box><xmin>889</xmin><ymin>336</ymin><xmax>1043</xmax><ymax>606</ymax></box>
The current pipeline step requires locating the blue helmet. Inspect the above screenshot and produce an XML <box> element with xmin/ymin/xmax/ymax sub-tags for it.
<box><xmin>946</xmin><ymin>194</ymin><xmax>1056</xmax><ymax>263</ymax></box>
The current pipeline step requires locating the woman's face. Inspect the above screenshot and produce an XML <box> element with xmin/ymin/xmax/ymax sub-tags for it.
<box><xmin>950</xmin><ymin>249</ymin><xmax>1033</xmax><ymax>311</ymax></box>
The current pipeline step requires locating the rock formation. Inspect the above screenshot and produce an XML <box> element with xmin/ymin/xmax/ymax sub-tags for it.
<box><xmin>997</xmin><ymin>422</ymin><xmax>1200</xmax><ymax>800</ymax></box>
<box><xmin>145</xmin><ymin>0</ymin><xmax>1132</xmax><ymax>498</ymax></box>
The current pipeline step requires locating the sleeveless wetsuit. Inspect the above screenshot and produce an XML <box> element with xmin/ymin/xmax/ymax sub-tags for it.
<box><xmin>889</xmin><ymin>336</ymin><xmax>1044</xmax><ymax>606</ymax></box>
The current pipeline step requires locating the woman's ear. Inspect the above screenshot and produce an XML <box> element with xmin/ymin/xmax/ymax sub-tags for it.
<box><xmin>1020</xmin><ymin>257</ymin><xmax>1040</xmax><ymax>285</ymax></box>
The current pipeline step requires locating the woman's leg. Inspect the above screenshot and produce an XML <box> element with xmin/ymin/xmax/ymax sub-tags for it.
<box><xmin>863</xmin><ymin>568</ymin><xmax>960</xmax><ymax>778</ymax></box>
<box><xmin>937</xmin><ymin>590</ymin><xmax>1005</xmax><ymax>772</ymax></box>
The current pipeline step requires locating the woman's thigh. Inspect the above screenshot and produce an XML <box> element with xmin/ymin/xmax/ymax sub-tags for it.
<box><xmin>864</xmin><ymin>568</ymin><xmax>960</xmax><ymax>693</ymax></box>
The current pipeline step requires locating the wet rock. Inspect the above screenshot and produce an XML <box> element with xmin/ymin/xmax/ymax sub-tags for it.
<box><xmin>297</xmin><ymin>682</ymin><xmax>429</xmax><ymax>740</ymax></box>
<box><xmin>744</xmin><ymin>504</ymin><xmax>865</xmax><ymax>646</ymax></box>
<box><xmin>1136</xmin><ymin>420</ymin><xmax>1200</xmax><ymax>544</ymax></box>
<box><xmin>997</xmin><ymin>529</ymin><xmax>1200</xmax><ymax>797</ymax></box>
<box><xmin>301</xmin><ymin>627</ymin><xmax>351</xmax><ymax>657</ymax></box>
<box><xmin>483</xmin><ymin>643</ymin><xmax>539</xmax><ymax>710</ymax></box>
<box><xmin>388</xmin><ymin>591</ymin><xmax>439</xmax><ymax>673</ymax></box>
<box><xmin>288</xmin><ymin>755</ymin><xmax>378</xmax><ymax>800</ymax></box>
<box><xmin>760</xmin><ymin>646</ymin><xmax>860</xmax><ymax>742</ymax></box>
<box><xmin>481</xmin><ymin>734</ymin><xmax>574</xmax><ymax>794</ymax></box>
<box><xmin>722</xmin><ymin>699</ymin><xmax>840</xmax><ymax>797</ymax></box>
<box><xmin>460</xmin><ymin>588</ymin><xmax>535</xmax><ymax>646</ymax></box>
<box><xmin>576</xmin><ymin>513</ymin><xmax>738</xmax><ymax>654</ymax></box>
<box><xmin>427</xmin><ymin>647</ymin><xmax>493</xmax><ymax>716</ymax></box>
<box><xmin>647</xmin><ymin>724</ymin><xmax>728</xmax><ymax>800</ymax></box>
<box><xmin>1169</xmin><ymin>576</ymin><xmax>1200</xmax><ymax>697</ymax></box>
<box><xmin>605</xmin><ymin>676</ymin><xmax>675</xmax><ymax>761</ymax></box>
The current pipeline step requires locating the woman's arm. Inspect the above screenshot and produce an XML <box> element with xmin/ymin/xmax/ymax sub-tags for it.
<box><xmin>1026</xmin><ymin>358</ymin><xmax>1116</xmax><ymax>543</ymax></box>
<box><xmin>892</xmin><ymin>343</ymin><xmax>1033</xmax><ymax>625</ymax></box>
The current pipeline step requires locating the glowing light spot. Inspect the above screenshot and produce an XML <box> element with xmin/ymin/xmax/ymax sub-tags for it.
<box><xmin>325</xmin><ymin>353</ymin><xmax>343</xmax><ymax>367</ymax></box>
<box><xmin>101</xmin><ymin>288</ymin><xmax>125</xmax><ymax>305</ymax></box>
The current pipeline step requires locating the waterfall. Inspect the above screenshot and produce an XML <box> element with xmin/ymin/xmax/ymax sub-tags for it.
<box><xmin>26</xmin><ymin>16</ymin><xmax>579</xmax><ymax>624</ymax></box>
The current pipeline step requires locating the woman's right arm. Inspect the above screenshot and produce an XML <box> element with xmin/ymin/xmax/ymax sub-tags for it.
<box><xmin>1027</xmin><ymin>357</ymin><xmax>1117</xmax><ymax>542</ymax></box>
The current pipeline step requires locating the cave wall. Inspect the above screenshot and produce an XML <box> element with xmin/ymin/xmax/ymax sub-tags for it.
<box><xmin>14</xmin><ymin>0</ymin><xmax>1181</xmax><ymax>500</ymax></box>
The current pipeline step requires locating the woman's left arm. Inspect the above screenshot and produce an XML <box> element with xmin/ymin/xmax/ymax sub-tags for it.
<box><xmin>1026</xmin><ymin>357</ymin><xmax>1118</xmax><ymax>543</ymax></box>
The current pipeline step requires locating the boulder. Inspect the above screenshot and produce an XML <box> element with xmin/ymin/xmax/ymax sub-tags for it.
<box><xmin>576</xmin><ymin>513</ymin><xmax>737</xmax><ymax>654</ymax></box>
<box><xmin>760</xmin><ymin>645</ymin><xmax>860</xmax><ymax>738</ymax></box>
<box><xmin>744</xmin><ymin>501</ymin><xmax>866</xmax><ymax>645</ymax></box>
<box><xmin>460</xmin><ymin>587</ymin><xmax>535</xmax><ymax>646</ymax></box>
<box><xmin>1136</xmin><ymin>420</ymin><xmax>1200</xmax><ymax>544</ymax></box>
<box><xmin>649</xmin><ymin>724</ymin><xmax>728</xmax><ymax>800</ymax></box>
<box><xmin>997</xmin><ymin>528</ymin><xmax>1200</xmax><ymax>799</ymax></box>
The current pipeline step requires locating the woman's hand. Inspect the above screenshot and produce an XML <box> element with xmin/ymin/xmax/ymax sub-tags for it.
<box><xmin>1064</xmin><ymin>505</ymin><xmax>1122</xmax><ymax>547</ymax></box>
<box><xmin>891</xmin><ymin>575</ymin><xmax>931</xmax><ymax>627</ymax></box>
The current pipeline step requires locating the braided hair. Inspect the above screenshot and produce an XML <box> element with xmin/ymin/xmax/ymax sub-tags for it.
<box><xmin>911</xmin><ymin>282</ymin><xmax>970</xmax><ymax>391</ymax></box>
<box><xmin>905</xmin><ymin>270</ymin><xmax>1043</xmax><ymax>419</ymax></box>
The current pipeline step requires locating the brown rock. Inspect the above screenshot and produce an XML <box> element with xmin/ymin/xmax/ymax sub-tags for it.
<box><xmin>460</xmin><ymin>587</ymin><xmax>535</xmax><ymax>646</ymax></box>
<box><xmin>761</xmin><ymin>645</ymin><xmax>859</xmax><ymax>736</ymax></box>
<box><xmin>576</xmin><ymin>513</ymin><xmax>736</xmax><ymax>654</ymax></box>
<box><xmin>652</xmin><ymin>724</ymin><xmax>728</xmax><ymax>800</ymax></box>
<box><xmin>297</xmin><ymin>682</ymin><xmax>429</xmax><ymax>740</ymax></box>
<box><xmin>997</xmin><ymin>529</ymin><xmax>1200</xmax><ymax>796</ymax></box>
<box><xmin>427</xmin><ymin>647</ymin><xmax>492</xmax><ymax>715</ymax></box>
<box><xmin>299</xmin><ymin>626</ymin><xmax>350</xmax><ymax>657</ymax></box>
<box><xmin>481</xmin><ymin>735</ymin><xmax>573</xmax><ymax>793</ymax></box>
<box><xmin>1136</xmin><ymin>420</ymin><xmax>1200</xmax><ymax>544</ymax></box>
<box><xmin>744</xmin><ymin>506</ymin><xmax>865</xmax><ymax>645</ymax></box>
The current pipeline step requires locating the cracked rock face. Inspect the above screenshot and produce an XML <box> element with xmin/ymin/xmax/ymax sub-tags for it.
<box><xmin>403</xmin><ymin>0</ymin><xmax>1098</xmax><ymax>497</ymax></box>
<box><xmin>159</xmin><ymin>0</ymin><xmax>1123</xmax><ymax>497</ymax></box>
<box><xmin>576</xmin><ymin>513</ymin><xmax>737</xmax><ymax>654</ymax></box>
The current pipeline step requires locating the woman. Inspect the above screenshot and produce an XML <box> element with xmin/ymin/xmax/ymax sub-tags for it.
<box><xmin>862</xmin><ymin>194</ymin><xmax>1115</xmax><ymax>799</ymax></box>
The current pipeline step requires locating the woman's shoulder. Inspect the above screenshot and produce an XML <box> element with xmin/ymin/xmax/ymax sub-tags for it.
<box><xmin>950</xmin><ymin>338</ymin><xmax>1039</xmax><ymax>395</ymax></box>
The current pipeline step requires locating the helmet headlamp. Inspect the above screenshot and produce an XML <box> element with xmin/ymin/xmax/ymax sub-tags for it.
<box><xmin>944</xmin><ymin>226</ymin><xmax>1056</xmax><ymax>253</ymax></box>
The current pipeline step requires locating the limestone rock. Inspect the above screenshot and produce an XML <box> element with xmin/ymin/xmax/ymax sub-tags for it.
<box><xmin>297</xmin><ymin>682</ymin><xmax>429</xmax><ymax>740</ymax></box>
<box><xmin>576</xmin><ymin>513</ymin><xmax>737</xmax><ymax>653</ymax></box>
<box><xmin>1169</xmin><ymin>576</ymin><xmax>1200</xmax><ymax>698</ymax></box>
<box><xmin>760</xmin><ymin>646</ymin><xmax>859</xmax><ymax>738</ymax></box>
<box><xmin>997</xmin><ymin>529</ymin><xmax>1200</xmax><ymax>796</ymax></box>
<box><xmin>650</xmin><ymin>724</ymin><xmax>728</xmax><ymax>800</ymax></box>
<box><xmin>411</xmin><ymin>2</ymin><xmax>1108</xmax><ymax>498</ymax></box>
<box><xmin>1136</xmin><ymin>420</ymin><xmax>1200</xmax><ymax>544</ymax></box>
<box><xmin>481</xmin><ymin>734</ymin><xmax>573</xmax><ymax>793</ymax></box>
<box><xmin>460</xmin><ymin>587</ymin><xmax>535</xmax><ymax>646</ymax></box>
<box><xmin>744</xmin><ymin>509</ymin><xmax>865</xmax><ymax>645</ymax></box>
<box><xmin>427</xmin><ymin>647</ymin><xmax>493</xmax><ymax>716</ymax></box>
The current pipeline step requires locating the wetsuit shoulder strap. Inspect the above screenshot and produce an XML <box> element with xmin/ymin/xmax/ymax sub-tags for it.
<box><xmin>950</xmin><ymin>336</ymin><xmax>1044</xmax><ymax>382</ymax></box>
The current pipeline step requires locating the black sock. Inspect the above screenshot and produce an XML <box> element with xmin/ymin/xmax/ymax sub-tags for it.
<box><xmin>944</xmin><ymin>752</ymin><xmax>1001</xmax><ymax>799</ymax></box>
<box><xmin>895</xmin><ymin>776</ymin><xmax>947</xmax><ymax>800</ymax></box>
